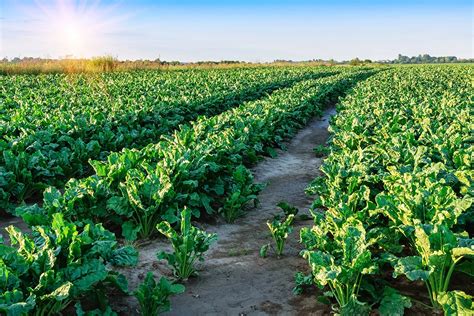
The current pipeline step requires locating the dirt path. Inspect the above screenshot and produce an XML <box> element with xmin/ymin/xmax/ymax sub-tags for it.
<box><xmin>126</xmin><ymin>107</ymin><xmax>335</xmax><ymax>316</ymax></box>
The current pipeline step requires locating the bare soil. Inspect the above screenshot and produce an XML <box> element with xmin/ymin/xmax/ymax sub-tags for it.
<box><xmin>114</xmin><ymin>107</ymin><xmax>337</xmax><ymax>315</ymax></box>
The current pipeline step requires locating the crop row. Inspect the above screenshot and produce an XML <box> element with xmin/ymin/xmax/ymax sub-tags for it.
<box><xmin>0</xmin><ymin>67</ymin><xmax>337</xmax><ymax>211</ymax></box>
<box><xmin>2</xmin><ymin>68</ymin><xmax>375</xmax><ymax>315</ymax></box>
<box><xmin>17</xmin><ymin>69</ymin><xmax>375</xmax><ymax>241</ymax></box>
<box><xmin>301</xmin><ymin>65</ymin><xmax>473</xmax><ymax>315</ymax></box>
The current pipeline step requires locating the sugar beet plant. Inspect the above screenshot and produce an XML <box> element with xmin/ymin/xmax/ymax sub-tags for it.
<box><xmin>276</xmin><ymin>201</ymin><xmax>299</xmax><ymax>217</ymax></box>
<box><xmin>261</xmin><ymin>201</ymin><xmax>299</xmax><ymax>258</ymax></box>
<box><xmin>157</xmin><ymin>208</ymin><xmax>217</xmax><ymax>280</ymax></box>
<box><xmin>379</xmin><ymin>165</ymin><xmax>474</xmax><ymax>311</ymax></box>
<box><xmin>300</xmin><ymin>215</ymin><xmax>377</xmax><ymax>314</ymax></box>
<box><xmin>0</xmin><ymin>213</ymin><xmax>138</xmax><ymax>315</ymax></box>
<box><xmin>261</xmin><ymin>214</ymin><xmax>295</xmax><ymax>258</ymax></box>
<box><xmin>134</xmin><ymin>272</ymin><xmax>185</xmax><ymax>316</ymax></box>
<box><xmin>18</xmin><ymin>70</ymin><xmax>374</xmax><ymax>241</ymax></box>
<box><xmin>301</xmin><ymin>65</ymin><xmax>473</xmax><ymax>315</ymax></box>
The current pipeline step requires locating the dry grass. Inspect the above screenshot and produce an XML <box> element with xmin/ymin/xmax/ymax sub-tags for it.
<box><xmin>0</xmin><ymin>56</ymin><xmax>119</xmax><ymax>75</ymax></box>
<box><xmin>0</xmin><ymin>56</ymin><xmax>385</xmax><ymax>75</ymax></box>
<box><xmin>0</xmin><ymin>57</ymin><xmax>342</xmax><ymax>75</ymax></box>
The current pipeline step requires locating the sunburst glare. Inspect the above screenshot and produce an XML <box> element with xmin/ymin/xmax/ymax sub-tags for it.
<box><xmin>18</xmin><ymin>0</ymin><xmax>128</xmax><ymax>57</ymax></box>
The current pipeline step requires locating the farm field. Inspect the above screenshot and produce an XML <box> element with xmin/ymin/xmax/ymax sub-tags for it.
<box><xmin>0</xmin><ymin>64</ymin><xmax>473</xmax><ymax>316</ymax></box>
<box><xmin>0</xmin><ymin>66</ymin><xmax>338</xmax><ymax>212</ymax></box>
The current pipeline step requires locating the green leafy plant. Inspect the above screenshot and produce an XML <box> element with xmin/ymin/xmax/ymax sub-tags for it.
<box><xmin>301</xmin><ymin>218</ymin><xmax>376</xmax><ymax>315</ymax></box>
<box><xmin>313</xmin><ymin>144</ymin><xmax>330</xmax><ymax>157</ymax></box>
<box><xmin>75</xmin><ymin>303</ymin><xmax>118</xmax><ymax>316</ymax></box>
<box><xmin>221</xmin><ymin>165</ymin><xmax>264</xmax><ymax>223</ymax></box>
<box><xmin>276</xmin><ymin>201</ymin><xmax>299</xmax><ymax>217</ymax></box>
<box><xmin>156</xmin><ymin>208</ymin><xmax>217</xmax><ymax>280</ymax></box>
<box><xmin>261</xmin><ymin>214</ymin><xmax>295</xmax><ymax>257</ymax></box>
<box><xmin>437</xmin><ymin>290</ymin><xmax>474</xmax><ymax>315</ymax></box>
<box><xmin>293</xmin><ymin>272</ymin><xmax>314</xmax><ymax>295</ymax></box>
<box><xmin>0</xmin><ymin>213</ymin><xmax>137</xmax><ymax>316</ymax></box>
<box><xmin>391</xmin><ymin>224</ymin><xmax>474</xmax><ymax>311</ymax></box>
<box><xmin>378</xmin><ymin>287</ymin><xmax>412</xmax><ymax>316</ymax></box>
<box><xmin>374</xmin><ymin>164</ymin><xmax>474</xmax><ymax>311</ymax></box>
<box><xmin>134</xmin><ymin>272</ymin><xmax>185</xmax><ymax>316</ymax></box>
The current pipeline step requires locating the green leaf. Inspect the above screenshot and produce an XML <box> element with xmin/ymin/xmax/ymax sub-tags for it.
<box><xmin>105</xmin><ymin>272</ymin><xmax>129</xmax><ymax>294</ymax></box>
<box><xmin>378</xmin><ymin>287</ymin><xmax>412</xmax><ymax>316</ymax></box>
<box><xmin>86</xmin><ymin>140</ymin><xmax>100</xmax><ymax>155</ymax></box>
<box><xmin>277</xmin><ymin>201</ymin><xmax>299</xmax><ymax>217</ymax></box>
<box><xmin>293</xmin><ymin>272</ymin><xmax>313</xmax><ymax>295</ymax></box>
<box><xmin>339</xmin><ymin>295</ymin><xmax>370</xmax><ymax>316</ymax></box>
<box><xmin>43</xmin><ymin>187</ymin><xmax>62</xmax><ymax>209</ymax></box>
<box><xmin>200</xmin><ymin>194</ymin><xmax>214</xmax><ymax>215</ymax></box>
<box><xmin>64</xmin><ymin>260</ymin><xmax>108</xmax><ymax>294</ymax></box>
<box><xmin>393</xmin><ymin>256</ymin><xmax>432</xmax><ymax>281</ymax></box>
<box><xmin>134</xmin><ymin>273</ymin><xmax>185</xmax><ymax>315</ymax></box>
<box><xmin>260</xmin><ymin>244</ymin><xmax>269</xmax><ymax>258</ymax></box>
<box><xmin>89</xmin><ymin>160</ymin><xmax>108</xmax><ymax>177</ymax></box>
<box><xmin>0</xmin><ymin>291</ymin><xmax>35</xmax><ymax>316</ymax></box>
<box><xmin>452</xmin><ymin>247</ymin><xmax>474</xmax><ymax>259</ymax></box>
<box><xmin>455</xmin><ymin>260</ymin><xmax>474</xmax><ymax>277</ymax></box>
<box><xmin>121</xmin><ymin>221</ymin><xmax>141</xmax><ymax>242</ymax></box>
<box><xmin>40</xmin><ymin>282</ymin><xmax>73</xmax><ymax>301</ymax></box>
<box><xmin>14</xmin><ymin>204</ymin><xmax>49</xmax><ymax>226</ymax></box>
<box><xmin>266</xmin><ymin>147</ymin><xmax>278</xmax><ymax>158</ymax></box>
<box><xmin>75</xmin><ymin>302</ymin><xmax>118</xmax><ymax>316</ymax></box>
<box><xmin>158</xmin><ymin>276</ymin><xmax>185</xmax><ymax>295</ymax></box>
<box><xmin>109</xmin><ymin>246</ymin><xmax>139</xmax><ymax>267</ymax></box>
<box><xmin>437</xmin><ymin>290</ymin><xmax>474</xmax><ymax>316</ymax></box>
<box><xmin>107</xmin><ymin>196</ymin><xmax>130</xmax><ymax>216</ymax></box>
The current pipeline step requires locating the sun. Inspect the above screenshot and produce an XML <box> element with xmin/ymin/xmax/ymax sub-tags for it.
<box><xmin>61</xmin><ymin>21</ymin><xmax>85</xmax><ymax>55</ymax></box>
<box><xmin>20</xmin><ymin>0</ymin><xmax>128</xmax><ymax>58</ymax></box>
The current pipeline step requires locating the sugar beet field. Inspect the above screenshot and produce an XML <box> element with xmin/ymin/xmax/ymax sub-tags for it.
<box><xmin>0</xmin><ymin>65</ymin><xmax>473</xmax><ymax>315</ymax></box>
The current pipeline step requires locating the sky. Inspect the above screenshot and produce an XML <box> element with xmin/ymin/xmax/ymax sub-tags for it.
<box><xmin>0</xmin><ymin>0</ymin><xmax>472</xmax><ymax>62</ymax></box>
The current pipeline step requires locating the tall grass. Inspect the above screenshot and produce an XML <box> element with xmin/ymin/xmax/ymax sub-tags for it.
<box><xmin>0</xmin><ymin>56</ymin><xmax>119</xmax><ymax>75</ymax></box>
<box><xmin>0</xmin><ymin>57</ymin><xmax>379</xmax><ymax>75</ymax></box>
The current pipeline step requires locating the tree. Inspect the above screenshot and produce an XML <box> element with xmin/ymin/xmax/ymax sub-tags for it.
<box><xmin>349</xmin><ymin>58</ymin><xmax>361</xmax><ymax>66</ymax></box>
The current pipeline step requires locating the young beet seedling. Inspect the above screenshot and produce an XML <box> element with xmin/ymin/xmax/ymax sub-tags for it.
<box><xmin>260</xmin><ymin>214</ymin><xmax>295</xmax><ymax>258</ymax></box>
<box><xmin>134</xmin><ymin>272</ymin><xmax>185</xmax><ymax>316</ymax></box>
<box><xmin>156</xmin><ymin>207</ymin><xmax>217</xmax><ymax>280</ymax></box>
<box><xmin>313</xmin><ymin>144</ymin><xmax>330</xmax><ymax>157</ymax></box>
<box><xmin>277</xmin><ymin>201</ymin><xmax>299</xmax><ymax>217</ymax></box>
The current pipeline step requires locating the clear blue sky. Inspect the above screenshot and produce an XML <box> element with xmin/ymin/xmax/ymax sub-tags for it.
<box><xmin>1</xmin><ymin>0</ymin><xmax>472</xmax><ymax>61</ymax></box>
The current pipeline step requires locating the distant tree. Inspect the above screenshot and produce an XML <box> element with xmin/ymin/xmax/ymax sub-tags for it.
<box><xmin>421</xmin><ymin>54</ymin><xmax>433</xmax><ymax>63</ymax></box>
<box><xmin>349</xmin><ymin>58</ymin><xmax>361</xmax><ymax>66</ymax></box>
<box><xmin>396</xmin><ymin>54</ymin><xmax>410</xmax><ymax>63</ymax></box>
<box><xmin>392</xmin><ymin>53</ymin><xmax>466</xmax><ymax>64</ymax></box>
